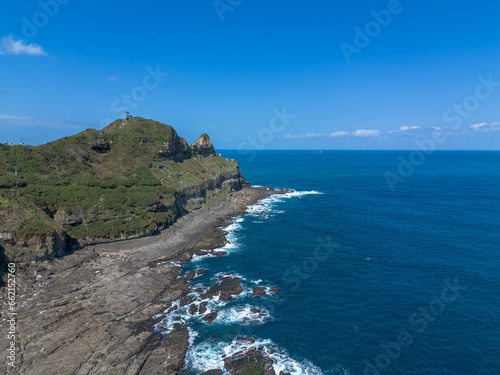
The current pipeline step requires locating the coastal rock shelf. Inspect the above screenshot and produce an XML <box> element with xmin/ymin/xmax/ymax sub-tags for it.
<box><xmin>0</xmin><ymin>185</ymin><xmax>284</xmax><ymax>374</ymax></box>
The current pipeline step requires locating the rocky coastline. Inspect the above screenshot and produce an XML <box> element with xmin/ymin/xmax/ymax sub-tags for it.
<box><xmin>0</xmin><ymin>185</ymin><xmax>286</xmax><ymax>375</ymax></box>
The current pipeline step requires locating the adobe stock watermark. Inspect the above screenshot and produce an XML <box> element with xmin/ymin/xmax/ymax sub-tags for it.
<box><xmin>99</xmin><ymin>65</ymin><xmax>169</xmax><ymax>129</ymax></box>
<box><xmin>238</xmin><ymin>107</ymin><xmax>296</xmax><ymax>162</ymax></box>
<box><xmin>213</xmin><ymin>0</ymin><xmax>243</xmax><ymax>22</ymax></box>
<box><xmin>363</xmin><ymin>278</ymin><xmax>467</xmax><ymax>375</ymax></box>
<box><xmin>384</xmin><ymin>72</ymin><xmax>500</xmax><ymax>192</ymax></box>
<box><xmin>340</xmin><ymin>0</ymin><xmax>407</xmax><ymax>63</ymax></box>
<box><xmin>10</xmin><ymin>0</ymin><xmax>71</xmax><ymax>41</ymax></box>
<box><xmin>5</xmin><ymin>263</ymin><xmax>17</xmax><ymax>367</ymax></box>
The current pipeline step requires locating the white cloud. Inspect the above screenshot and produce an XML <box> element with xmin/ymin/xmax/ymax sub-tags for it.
<box><xmin>0</xmin><ymin>113</ymin><xmax>28</xmax><ymax>120</ymax></box>
<box><xmin>284</xmin><ymin>132</ymin><xmax>325</xmax><ymax>139</ymax></box>
<box><xmin>470</xmin><ymin>122</ymin><xmax>488</xmax><ymax>131</ymax></box>
<box><xmin>286</xmin><ymin>122</ymin><xmax>500</xmax><ymax>143</ymax></box>
<box><xmin>470</xmin><ymin>122</ymin><xmax>500</xmax><ymax>132</ymax></box>
<box><xmin>330</xmin><ymin>131</ymin><xmax>349</xmax><ymax>137</ymax></box>
<box><xmin>0</xmin><ymin>112</ymin><xmax>84</xmax><ymax>130</ymax></box>
<box><xmin>107</xmin><ymin>76</ymin><xmax>118</xmax><ymax>81</ymax></box>
<box><xmin>388</xmin><ymin>125</ymin><xmax>422</xmax><ymax>133</ymax></box>
<box><xmin>0</xmin><ymin>36</ymin><xmax>47</xmax><ymax>56</ymax></box>
<box><xmin>353</xmin><ymin>129</ymin><xmax>381</xmax><ymax>137</ymax></box>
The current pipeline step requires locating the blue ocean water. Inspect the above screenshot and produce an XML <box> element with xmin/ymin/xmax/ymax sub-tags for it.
<box><xmin>172</xmin><ymin>150</ymin><xmax>500</xmax><ymax>375</ymax></box>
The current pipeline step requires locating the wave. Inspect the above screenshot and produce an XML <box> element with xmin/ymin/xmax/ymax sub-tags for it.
<box><xmin>185</xmin><ymin>338</ymin><xmax>326</xmax><ymax>375</ymax></box>
<box><xmin>160</xmin><ymin>188</ymin><xmax>328</xmax><ymax>373</ymax></box>
<box><xmin>155</xmin><ymin>275</ymin><xmax>273</xmax><ymax>334</ymax></box>
<box><xmin>215</xmin><ymin>305</ymin><xmax>271</xmax><ymax>325</ymax></box>
<box><xmin>246</xmin><ymin>189</ymin><xmax>323</xmax><ymax>217</ymax></box>
<box><xmin>190</xmin><ymin>220</ymin><xmax>243</xmax><ymax>261</ymax></box>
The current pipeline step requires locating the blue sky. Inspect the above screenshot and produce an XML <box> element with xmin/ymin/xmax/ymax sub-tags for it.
<box><xmin>0</xmin><ymin>0</ymin><xmax>499</xmax><ymax>149</ymax></box>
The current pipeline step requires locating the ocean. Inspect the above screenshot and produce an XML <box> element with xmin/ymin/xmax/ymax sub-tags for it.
<box><xmin>167</xmin><ymin>150</ymin><xmax>500</xmax><ymax>374</ymax></box>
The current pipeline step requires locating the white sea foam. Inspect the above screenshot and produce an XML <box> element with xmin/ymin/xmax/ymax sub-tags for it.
<box><xmin>246</xmin><ymin>189</ymin><xmax>323</xmax><ymax>218</ymax></box>
<box><xmin>186</xmin><ymin>341</ymin><xmax>226</xmax><ymax>373</ymax></box>
<box><xmin>213</xmin><ymin>272</ymin><xmax>247</xmax><ymax>281</ymax></box>
<box><xmin>191</xmin><ymin>220</ymin><xmax>244</xmax><ymax>260</ymax></box>
<box><xmin>186</xmin><ymin>338</ymin><xmax>326</xmax><ymax>375</ymax></box>
<box><xmin>187</xmin><ymin>327</ymin><xmax>198</xmax><ymax>346</ymax></box>
<box><xmin>215</xmin><ymin>305</ymin><xmax>271</xmax><ymax>325</ymax></box>
<box><xmin>190</xmin><ymin>252</ymin><xmax>217</xmax><ymax>262</ymax></box>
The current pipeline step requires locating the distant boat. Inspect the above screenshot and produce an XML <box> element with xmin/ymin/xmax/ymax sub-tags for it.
<box><xmin>315</xmin><ymin>151</ymin><xmax>323</xmax><ymax>154</ymax></box>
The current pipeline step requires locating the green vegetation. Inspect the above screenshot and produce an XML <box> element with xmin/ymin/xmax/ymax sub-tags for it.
<box><xmin>0</xmin><ymin>117</ymin><xmax>240</xmax><ymax>260</ymax></box>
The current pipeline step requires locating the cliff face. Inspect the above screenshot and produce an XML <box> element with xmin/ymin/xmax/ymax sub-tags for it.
<box><xmin>0</xmin><ymin>118</ymin><xmax>243</xmax><ymax>263</ymax></box>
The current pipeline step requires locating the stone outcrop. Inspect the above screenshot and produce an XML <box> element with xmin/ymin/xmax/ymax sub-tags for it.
<box><xmin>190</xmin><ymin>133</ymin><xmax>216</xmax><ymax>155</ymax></box>
<box><xmin>202</xmin><ymin>275</ymin><xmax>243</xmax><ymax>302</ymax></box>
<box><xmin>252</xmin><ymin>286</ymin><xmax>281</xmax><ymax>297</ymax></box>
<box><xmin>89</xmin><ymin>139</ymin><xmax>110</xmax><ymax>153</ymax></box>
<box><xmin>158</xmin><ymin>136</ymin><xmax>191</xmax><ymax>159</ymax></box>
<box><xmin>223</xmin><ymin>342</ymin><xmax>276</xmax><ymax>375</ymax></box>
<box><xmin>201</xmin><ymin>370</ymin><xmax>223</xmax><ymax>375</ymax></box>
<box><xmin>203</xmin><ymin>309</ymin><xmax>220</xmax><ymax>323</ymax></box>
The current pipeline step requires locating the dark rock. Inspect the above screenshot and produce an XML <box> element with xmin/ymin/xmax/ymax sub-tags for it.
<box><xmin>279</xmin><ymin>372</ymin><xmax>291</xmax><ymax>375</ymax></box>
<box><xmin>206</xmin><ymin>276</ymin><xmax>243</xmax><ymax>301</ymax></box>
<box><xmin>252</xmin><ymin>287</ymin><xmax>267</xmax><ymax>297</ymax></box>
<box><xmin>185</xmin><ymin>270</ymin><xmax>196</xmax><ymax>280</ymax></box>
<box><xmin>196</xmin><ymin>268</ymin><xmax>207</xmax><ymax>276</ymax></box>
<box><xmin>243</xmin><ymin>308</ymin><xmax>267</xmax><ymax>322</ymax></box>
<box><xmin>194</xmin><ymin>249</ymin><xmax>226</xmax><ymax>257</ymax></box>
<box><xmin>201</xmin><ymin>370</ymin><xmax>223</xmax><ymax>375</ymax></box>
<box><xmin>269</xmin><ymin>287</ymin><xmax>281</xmax><ymax>293</ymax></box>
<box><xmin>90</xmin><ymin>139</ymin><xmax>110</xmax><ymax>153</ymax></box>
<box><xmin>203</xmin><ymin>309</ymin><xmax>220</xmax><ymax>323</ymax></box>
<box><xmin>139</xmin><ymin>324</ymin><xmax>189</xmax><ymax>374</ymax></box>
<box><xmin>223</xmin><ymin>342</ymin><xmax>275</xmax><ymax>375</ymax></box>
<box><xmin>166</xmin><ymin>305</ymin><xmax>178</xmax><ymax>314</ymax></box>
<box><xmin>179</xmin><ymin>295</ymin><xmax>196</xmax><ymax>306</ymax></box>
<box><xmin>199</xmin><ymin>302</ymin><xmax>208</xmax><ymax>315</ymax></box>
<box><xmin>188</xmin><ymin>304</ymin><xmax>198</xmax><ymax>315</ymax></box>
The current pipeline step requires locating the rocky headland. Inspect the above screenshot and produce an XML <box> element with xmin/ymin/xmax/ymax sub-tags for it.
<box><xmin>0</xmin><ymin>117</ymin><xmax>289</xmax><ymax>374</ymax></box>
<box><xmin>0</xmin><ymin>184</ymin><xmax>285</xmax><ymax>374</ymax></box>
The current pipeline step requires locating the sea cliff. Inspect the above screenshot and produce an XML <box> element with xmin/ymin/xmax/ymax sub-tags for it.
<box><xmin>0</xmin><ymin>117</ymin><xmax>243</xmax><ymax>263</ymax></box>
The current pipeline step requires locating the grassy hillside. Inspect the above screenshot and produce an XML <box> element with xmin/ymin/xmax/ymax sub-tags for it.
<box><xmin>0</xmin><ymin>117</ymin><xmax>241</xmax><ymax>261</ymax></box>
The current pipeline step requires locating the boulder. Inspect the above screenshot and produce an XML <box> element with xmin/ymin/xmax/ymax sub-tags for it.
<box><xmin>203</xmin><ymin>310</ymin><xmax>220</xmax><ymax>323</ymax></box>
<box><xmin>252</xmin><ymin>287</ymin><xmax>267</xmax><ymax>297</ymax></box>
<box><xmin>223</xmin><ymin>343</ymin><xmax>275</xmax><ymax>375</ymax></box>
<box><xmin>196</xmin><ymin>268</ymin><xmax>207</xmax><ymax>276</ymax></box>
<box><xmin>201</xmin><ymin>370</ymin><xmax>223</xmax><ymax>375</ymax></box>
<box><xmin>205</xmin><ymin>276</ymin><xmax>243</xmax><ymax>301</ymax></box>
<box><xmin>179</xmin><ymin>295</ymin><xmax>196</xmax><ymax>307</ymax></box>
<box><xmin>199</xmin><ymin>302</ymin><xmax>208</xmax><ymax>315</ymax></box>
<box><xmin>188</xmin><ymin>304</ymin><xmax>198</xmax><ymax>315</ymax></box>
